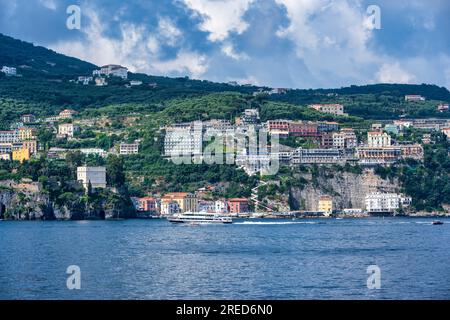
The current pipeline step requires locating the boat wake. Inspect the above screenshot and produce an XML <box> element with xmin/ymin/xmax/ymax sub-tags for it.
<box><xmin>236</xmin><ymin>221</ymin><xmax>318</xmax><ymax>225</ymax></box>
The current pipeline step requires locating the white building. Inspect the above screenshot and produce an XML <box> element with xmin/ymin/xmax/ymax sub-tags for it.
<box><xmin>365</xmin><ymin>193</ymin><xmax>411</xmax><ymax>213</ymax></box>
<box><xmin>130</xmin><ymin>80</ymin><xmax>143</xmax><ymax>86</ymax></box>
<box><xmin>58</xmin><ymin>123</ymin><xmax>80</xmax><ymax>138</ymax></box>
<box><xmin>1</xmin><ymin>66</ymin><xmax>17</xmax><ymax>76</ymax></box>
<box><xmin>94</xmin><ymin>65</ymin><xmax>128</xmax><ymax>79</ymax></box>
<box><xmin>215</xmin><ymin>200</ymin><xmax>228</xmax><ymax>214</ymax></box>
<box><xmin>120</xmin><ymin>143</ymin><xmax>139</xmax><ymax>155</ymax></box>
<box><xmin>309</xmin><ymin>104</ymin><xmax>346</xmax><ymax>116</ymax></box>
<box><xmin>164</xmin><ymin>123</ymin><xmax>203</xmax><ymax>158</ymax></box>
<box><xmin>79</xmin><ymin>148</ymin><xmax>107</xmax><ymax>157</ymax></box>
<box><xmin>367</xmin><ymin>131</ymin><xmax>391</xmax><ymax>148</ymax></box>
<box><xmin>0</xmin><ymin>130</ymin><xmax>20</xmax><ymax>143</ymax></box>
<box><xmin>405</xmin><ymin>95</ymin><xmax>425</xmax><ymax>102</ymax></box>
<box><xmin>332</xmin><ymin>128</ymin><xmax>357</xmax><ymax>149</ymax></box>
<box><xmin>77</xmin><ymin>166</ymin><xmax>107</xmax><ymax>190</ymax></box>
<box><xmin>160</xmin><ymin>201</ymin><xmax>180</xmax><ymax>215</ymax></box>
<box><xmin>77</xmin><ymin>76</ymin><xmax>93</xmax><ymax>85</ymax></box>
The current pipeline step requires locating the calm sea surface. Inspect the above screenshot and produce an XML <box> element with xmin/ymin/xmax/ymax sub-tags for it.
<box><xmin>1</xmin><ymin>218</ymin><xmax>449</xmax><ymax>300</ymax></box>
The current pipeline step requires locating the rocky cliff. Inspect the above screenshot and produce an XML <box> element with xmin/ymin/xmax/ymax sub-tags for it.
<box><xmin>290</xmin><ymin>169</ymin><xmax>400</xmax><ymax>211</ymax></box>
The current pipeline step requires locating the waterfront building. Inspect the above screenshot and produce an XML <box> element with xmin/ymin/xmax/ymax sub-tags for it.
<box><xmin>12</xmin><ymin>148</ymin><xmax>30</xmax><ymax>162</ymax></box>
<box><xmin>228</xmin><ymin>198</ymin><xmax>249</xmax><ymax>214</ymax></box>
<box><xmin>160</xmin><ymin>200</ymin><xmax>180</xmax><ymax>215</ymax></box>
<box><xmin>59</xmin><ymin>109</ymin><xmax>78</xmax><ymax>119</ymax></box>
<box><xmin>309</xmin><ymin>104</ymin><xmax>346</xmax><ymax>116</ymax></box>
<box><xmin>58</xmin><ymin>123</ymin><xmax>80</xmax><ymax>138</ymax></box>
<box><xmin>0</xmin><ymin>130</ymin><xmax>20</xmax><ymax>143</ymax></box>
<box><xmin>318</xmin><ymin>196</ymin><xmax>333</xmax><ymax>215</ymax></box>
<box><xmin>215</xmin><ymin>200</ymin><xmax>228</xmax><ymax>214</ymax></box>
<box><xmin>120</xmin><ymin>143</ymin><xmax>139</xmax><ymax>155</ymax></box>
<box><xmin>405</xmin><ymin>95</ymin><xmax>425</xmax><ymax>102</ymax></box>
<box><xmin>365</xmin><ymin>193</ymin><xmax>411</xmax><ymax>214</ymax></box>
<box><xmin>138</xmin><ymin>197</ymin><xmax>158</xmax><ymax>213</ymax></box>
<box><xmin>161</xmin><ymin>192</ymin><xmax>198</xmax><ymax>213</ymax></box>
<box><xmin>77</xmin><ymin>166</ymin><xmax>107</xmax><ymax>190</ymax></box>
<box><xmin>20</xmin><ymin>114</ymin><xmax>36</xmax><ymax>123</ymax></box>
<box><xmin>198</xmin><ymin>200</ymin><xmax>215</xmax><ymax>213</ymax></box>
<box><xmin>367</xmin><ymin>131</ymin><xmax>391</xmax><ymax>148</ymax></box>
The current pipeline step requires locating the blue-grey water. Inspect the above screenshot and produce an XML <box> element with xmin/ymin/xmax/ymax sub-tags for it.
<box><xmin>1</xmin><ymin>218</ymin><xmax>449</xmax><ymax>300</ymax></box>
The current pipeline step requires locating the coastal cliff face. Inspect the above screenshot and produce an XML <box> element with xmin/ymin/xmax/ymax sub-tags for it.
<box><xmin>290</xmin><ymin>169</ymin><xmax>400</xmax><ymax>211</ymax></box>
<box><xmin>0</xmin><ymin>181</ymin><xmax>135</xmax><ymax>220</ymax></box>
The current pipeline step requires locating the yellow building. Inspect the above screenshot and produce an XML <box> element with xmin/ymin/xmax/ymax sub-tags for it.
<box><xmin>18</xmin><ymin>127</ymin><xmax>36</xmax><ymax>141</ymax></box>
<box><xmin>161</xmin><ymin>192</ymin><xmax>198</xmax><ymax>213</ymax></box>
<box><xmin>12</xmin><ymin>148</ymin><xmax>30</xmax><ymax>162</ymax></box>
<box><xmin>318</xmin><ymin>196</ymin><xmax>333</xmax><ymax>215</ymax></box>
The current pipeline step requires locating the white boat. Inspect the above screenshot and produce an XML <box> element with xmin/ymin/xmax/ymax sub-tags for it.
<box><xmin>168</xmin><ymin>211</ymin><xmax>233</xmax><ymax>224</ymax></box>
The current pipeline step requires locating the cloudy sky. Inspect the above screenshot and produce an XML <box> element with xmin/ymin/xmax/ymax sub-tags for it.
<box><xmin>1</xmin><ymin>0</ymin><xmax>449</xmax><ymax>89</ymax></box>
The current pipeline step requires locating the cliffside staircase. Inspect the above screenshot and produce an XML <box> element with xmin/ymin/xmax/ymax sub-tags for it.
<box><xmin>250</xmin><ymin>180</ymin><xmax>274</xmax><ymax>212</ymax></box>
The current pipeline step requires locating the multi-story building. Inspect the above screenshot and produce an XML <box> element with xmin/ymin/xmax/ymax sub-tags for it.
<box><xmin>0</xmin><ymin>153</ymin><xmax>11</xmax><ymax>161</ymax></box>
<box><xmin>437</xmin><ymin>103</ymin><xmax>449</xmax><ymax>112</ymax></box>
<box><xmin>198</xmin><ymin>200</ymin><xmax>215</xmax><ymax>213</ymax></box>
<box><xmin>120</xmin><ymin>143</ymin><xmax>139</xmax><ymax>155</ymax></box>
<box><xmin>367</xmin><ymin>131</ymin><xmax>391</xmax><ymax>148</ymax></box>
<box><xmin>138</xmin><ymin>197</ymin><xmax>158</xmax><ymax>213</ymax></box>
<box><xmin>289</xmin><ymin>121</ymin><xmax>319</xmax><ymax>137</ymax></box>
<box><xmin>291</xmin><ymin>148</ymin><xmax>345</xmax><ymax>165</ymax></box>
<box><xmin>59</xmin><ymin>109</ymin><xmax>78</xmax><ymax>119</ymax></box>
<box><xmin>18</xmin><ymin>127</ymin><xmax>36</xmax><ymax>141</ymax></box>
<box><xmin>241</xmin><ymin>109</ymin><xmax>260</xmax><ymax>125</ymax></box>
<box><xmin>58</xmin><ymin>123</ymin><xmax>80</xmax><ymax>138</ymax></box>
<box><xmin>77</xmin><ymin>76</ymin><xmax>93</xmax><ymax>85</ymax></box>
<box><xmin>228</xmin><ymin>198</ymin><xmax>249</xmax><ymax>214</ymax></box>
<box><xmin>77</xmin><ymin>166</ymin><xmax>107</xmax><ymax>190</ymax></box>
<box><xmin>405</xmin><ymin>95</ymin><xmax>425</xmax><ymax>102</ymax></box>
<box><xmin>320</xmin><ymin>133</ymin><xmax>334</xmax><ymax>148</ymax></box>
<box><xmin>22</xmin><ymin>140</ymin><xmax>38</xmax><ymax>155</ymax></box>
<box><xmin>94</xmin><ymin>65</ymin><xmax>128</xmax><ymax>79</ymax></box>
<box><xmin>164</xmin><ymin>123</ymin><xmax>203</xmax><ymax>158</ymax></box>
<box><xmin>215</xmin><ymin>200</ymin><xmax>228</xmax><ymax>214</ymax></box>
<box><xmin>160</xmin><ymin>200</ymin><xmax>180</xmax><ymax>215</ymax></box>
<box><xmin>332</xmin><ymin>128</ymin><xmax>357</xmax><ymax>149</ymax></box>
<box><xmin>398</xmin><ymin>144</ymin><xmax>424</xmax><ymax>160</ymax></box>
<box><xmin>21</xmin><ymin>114</ymin><xmax>36</xmax><ymax>123</ymax></box>
<box><xmin>267</xmin><ymin>120</ymin><xmax>290</xmax><ymax>137</ymax></box>
<box><xmin>309</xmin><ymin>104</ymin><xmax>346</xmax><ymax>116</ymax></box>
<box><xmin>161</xmin><ymin>192</ymin><xmax>198</xmax><ymax>213</ymax></box>
<box><xmin>79</xmin><ymin>148</ymin><xmax>108</xmax><ymax>158</ymax></box>
<box><xmin>318</xmin><ymin>196</ymin><xmax>333</xmax><ymax>215</ymax></box>
<box><xmin>356</xmin><ymin>147</ymin><xmax>401</xmax><ymax>165</ymax></box>
<box><xmin>317</xmin><ymin>122</ymin><xmax>339</xmax><ymax>133</ymax></box>
<box><xmin>412</xmin><ymin>118</ymin><xmax>449</xmax><ymax>131</ymax></box>
<box><xmin>0</xmin><ymin>143</ymin><xmax>13</xmax><ymax>154</ymax></box>
<box><xmin>1</xmin><ymin>66</ymin><xmax>17</xmax><ymax>76</ymax></box>
<box><xmin>12</xmin><ymin>148</ymin><xmax>30</xmax><ymax>162</ymax></box>
<box><xmin>0</xmin><ymin>131</ymin><xmax>20</xmax><ymax>143</ymax></box>
<box><xmin>365</xmin><ymin>193</ymin><xmax>411</xmax><ymax>214</ymax></box>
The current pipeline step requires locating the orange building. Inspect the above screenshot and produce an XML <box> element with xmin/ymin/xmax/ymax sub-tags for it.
<box><xmin>228</xmin><ymin>198</ymin><xmax>249</xmax><ymax>214</ymax></box>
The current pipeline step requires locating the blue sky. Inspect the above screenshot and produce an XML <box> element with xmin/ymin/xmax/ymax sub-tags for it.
<box><xmin>1</xmin><ymin>0</ymin><xmax>449</xmax><ymax>89</ymax></box>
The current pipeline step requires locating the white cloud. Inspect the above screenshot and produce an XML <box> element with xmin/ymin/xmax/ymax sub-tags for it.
<box><xmin>39</xmin><ymin>0</ymin><xmax>57</xmax><ymax>11</ymax></box>
<box><xmin>157</xmin><ymin>17</ymin><xmax>182</xmax><ymax>46</ymax></box>
<box><xmin>376</xmin><ymin>62</ymin><xmax>417</xmax><ymax>84</ymax></box>
<box><xmin>221</xmin><ymin>43</ymin><xmax>249</xmax><ymax>60</ymax></box>
<box><xmin>50</xmin><ymin>8</ymin><xmax>208</xmax><ymax>78</ymax></box>
<box><xmin>181</xmin><ymin>0</ymin><xmax>254</xmax><ymax>42</ymax></box>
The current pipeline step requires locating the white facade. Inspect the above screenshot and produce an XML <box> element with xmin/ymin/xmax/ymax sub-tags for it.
<box><xmin>77</xmin><ymin>166</ymin><xmax>107</xmax><ymax>190</ymax></box>
<box><xmin>58</xmin><ymin>123</ymin><xmax>80</xmax><ymax>137</ymax></box>
<box><xmin>405</xmin><ymin>95</ymin><xmax>425</xmax><ymax>102</ymax></box>
<box><xmin>1</xmin><ymin>66</ymin><xmax>17</xmax><ymax>76</ymax></box>
<box><xmin>215</xmin><ymin>200</ymin><xmax>228</xmax><ymax>214</ymax></box>
<box><xmin>120</xmin><ymin>143</ymin><xmax>139</xmax><ymax>155</ymax></box>
<box><xmin>161</xmin><ymin>201</ymin><xmax>180</xmax><ymax>215</ymax></box>
<box><xmin>0</xmin><ymin>131</ymin><xmax>20</xmax><ymax>143</ymax></box>
<box><xmin>94</xmin><ymin>65</ymin><xmax>128</xmax><ymax>79</ymax></box>
<box><xmin>164</xmin><ymin>123</ymin><xmax>203</xmax><ymax>158</ymax></box>
<box><xmin>365</xmin><ymin>193</ymin><xmax>411</xmax><ymax>213</ymax></box>
<box><xmin>332</xmin><ymin>129</ymin><xmax>357</xmax><ymax>149</ymax></box>
<box><xmin>367</xmin><ymin>132</ymin><xmax>391</xmax><ymax>148</ymax></box>
<box><xmin>79</xmin><ymin>148</ymin><xmax>107</xmax><ymax>157</ymax></box>
<box><xmin>309</xmin><ymin>104</ymin><xmax>346</xmax><ymax>116</ymax></box>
